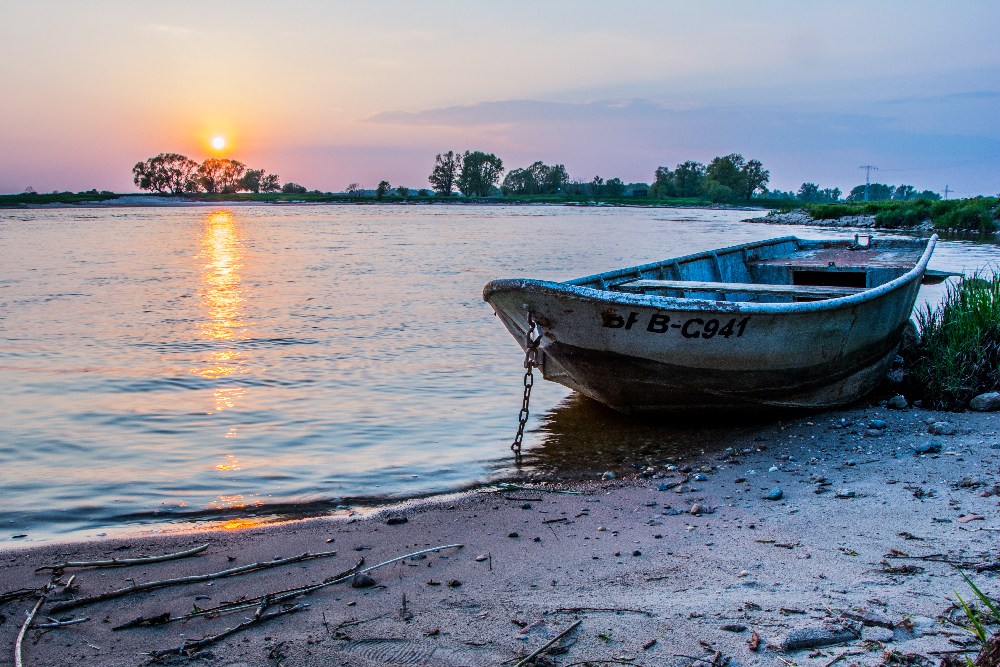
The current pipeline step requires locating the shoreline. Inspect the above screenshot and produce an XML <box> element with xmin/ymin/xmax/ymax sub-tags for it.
<box><xmin>3</xmin><ymin>401</ymin><xmax>998</xmax><ymax>666</ymax></box>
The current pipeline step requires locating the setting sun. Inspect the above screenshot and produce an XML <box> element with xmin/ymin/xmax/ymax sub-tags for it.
<box><xmin>211</xmin><ymin>136</ymin><xmax>225</xmax><ymax>150</ymax></box>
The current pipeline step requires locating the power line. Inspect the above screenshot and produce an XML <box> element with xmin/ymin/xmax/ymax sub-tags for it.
<box><xmin>859</xmin><ymin>166</ymin><xmax>878</xmax><ymax>201</ymax></box>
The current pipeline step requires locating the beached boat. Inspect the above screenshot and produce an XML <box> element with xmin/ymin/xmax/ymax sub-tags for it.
<box><xmin>483</xmin><ymin>235</ymin><xmax>938</xmax><ymax>413</ymax></box>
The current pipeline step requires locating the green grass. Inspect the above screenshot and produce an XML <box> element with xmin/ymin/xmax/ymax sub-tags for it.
<box><xmin>909</xmin><ymin>272</ymin><xmax>1000</xmax><ymax>410</ymax></box>
<box><xmin>795</xmin><ymin>198</ymin><xmax>998</xmax><ymax>231</ymax></box>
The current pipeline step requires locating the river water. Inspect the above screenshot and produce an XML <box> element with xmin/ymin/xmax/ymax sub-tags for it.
<box><xmin>1</xmin><ymin>205</ymin><xmax>996</xmax><ymax>543</ymax></box>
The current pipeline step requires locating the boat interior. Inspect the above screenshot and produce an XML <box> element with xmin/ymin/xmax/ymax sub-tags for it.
<box><xmin>566</xmin><ymin>236</ymin><xmax>937</xmax><ymax>303</ymax></box>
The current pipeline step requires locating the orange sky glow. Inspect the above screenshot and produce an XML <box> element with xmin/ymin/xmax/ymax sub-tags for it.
<box><xmin>1</xmin><ymin>0</ymin><xmax>998</xmax><ymax>195</ymax></box>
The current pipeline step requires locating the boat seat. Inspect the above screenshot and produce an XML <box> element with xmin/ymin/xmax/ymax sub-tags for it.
<box><xmin>612</xmin><ymin>279</ymin><xmax>868</xmax><ymax>299</ymax></box>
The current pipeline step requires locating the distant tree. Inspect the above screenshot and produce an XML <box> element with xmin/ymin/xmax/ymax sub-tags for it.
<box><xmin>376</xmin><ymin>180</ymin><xmax>391</xmax><ymax>200</ymax></box>
<box><xmin>591</xmin><ymin>175</ymin><xmax>604</xmax><ymax>197</ymax></box>
<box><xmin>396</xmin><ymin>186</ymin><xmax>409</xmax><ymax>197</ymax></box>
<box><xmin>604</xmin><ymin>177</ymin><xmax>625</xmax><ymax>197</ymax></box>
<box><xmin>501</xmin><ymin>168</ymin><xmax>535</xmax><ymax>195</ymax></box>
<box><xmin>281</xmin><ymin>182</ymin><xmax>307</xmax><ymax>194</ymax></box>
<box><xmin>705</xmin><ymin>154</ymin><xmax>745</xmax><ymax>192</ymax></box>
<box><xmin>673</xmin><ymin>161</ymin><xmax>706</xmax><ymax>197</ymax></box>
<box><xmin>260</xmin><ymin>174</ymin><xmax>280</xmax><ymax>193</ymax></box>
<box><xmin>346</xmin><ymin>183</ymin><xmax>362</xmax><ymax>196</ymax></box>
<box><xmin>740</xmin><ymin>159</ymin><xmax>769</xmax><ymax>200</ymax></box>
<box><xmin>650</xmin><ymin>166</ymin><xmax>677</xmax><ymax>198</ymax></box>
<box><xmin>238</xmin><ymin>169</ymin><xmax>264</xmax><ymax>193</ymax></box>
<box><xmin>915</xmin><ymin>189</ymin><xmax>941</xmax><ymax>201</ymax></box>
<box><xmin>428</xmin><ymin>151</ymin><xmax>461</xmax><ymax>196</ymax></box>
<box><xmin>457</xmin><ymin>151</ymin><xmax>504</xmax><ymax>197</ymax></box>
<box><xmin>218</xmin><ymin>160</ymin><xmax>247</xmax><ymax>193</ymax></box>
<box><xmin>133</xmin><ymin>153</ymin><xmax>200</xmax><ymax>194</ymax></box>
<box><xmin>417</xmin><ymin>189</ymin><xmax>431</xmax><ymax>197</ymax></box>
<box><xmin>196</xmin><ymin>158</ymin><xmax>227</xmax><ymax>193</ymax></box>
<box><xmin>539</xmin><ymin>163</ymin><xmax>568</xmax><ymax>194</ymax></box>
<box><xmin>846</xmin><ymin>183</ymin><xmax>894</xmax><ymax>202</ymax></box>
<box><xmin>893</xmin><ymin>185</ymin><xmax>917</xmax><ymax>201</ymax></box>
<box><xmin>703</xmin><ymin>180</ymin><xmax>735</xmax><ymax>203</ymax></box>
<box><xmin>797</xmin><ymin>183</ymin><xmax>821</xmax><ymax>202</ymax></box>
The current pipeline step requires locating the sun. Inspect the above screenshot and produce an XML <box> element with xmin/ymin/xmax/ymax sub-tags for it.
<box><xmin>211</xmin><ymin>136</ymin><xmax>226</xmax><ymax>150</ymax></box>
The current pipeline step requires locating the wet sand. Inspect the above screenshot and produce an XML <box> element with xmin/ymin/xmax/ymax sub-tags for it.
<box><xmin>2</xmin><ymin>403</ymin><xmax>999</xmax><ymax>667</ymax></box>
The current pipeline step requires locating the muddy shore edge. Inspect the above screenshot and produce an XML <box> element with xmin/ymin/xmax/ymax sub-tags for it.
<box><xmin>2</xmin><ymin>403</ymin><xmax>999</xmax><ymax>667</ymax></box>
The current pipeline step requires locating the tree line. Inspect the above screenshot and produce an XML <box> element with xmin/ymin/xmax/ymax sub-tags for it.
<box><xmin>764</xmin><ymin>182</ymin><xmax>940</xmax><ymax>203</ymax></box>
<box><xmin>132</xmin><ymin>153</ymin><xmax>308</xmax><ymax>194</ymax></box>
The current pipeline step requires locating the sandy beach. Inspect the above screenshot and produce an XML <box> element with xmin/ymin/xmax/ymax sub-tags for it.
<box><xmin>2</xmin><ymin>401</ymin><xmax>998</xmax><ymax>667</ymax></box>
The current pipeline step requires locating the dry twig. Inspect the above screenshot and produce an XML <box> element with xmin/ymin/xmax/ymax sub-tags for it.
<box><xmin>147</xmin><ymin>603</ymin><xmax>308</xmax><ymax>658</ymax></box>
<box><xmin>514</xmin><ymin>619</ymin><xmax>582</xmax><ymax>667</ymax></box>
<box><xmin>15</xmin><ymin>597</ymin><xmax>45</xmax><ymax>667</ymax></box>
<box><xmin>36</xmin><ymin>544</ymin><xmax>208</xmax><ymax>572</ymax></box>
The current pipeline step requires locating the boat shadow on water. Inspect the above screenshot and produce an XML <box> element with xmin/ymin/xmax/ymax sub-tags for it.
<box><xmin>521</xmin><ymin>392</ymin><xmax>805</xmax><ymax>478</ymax></box>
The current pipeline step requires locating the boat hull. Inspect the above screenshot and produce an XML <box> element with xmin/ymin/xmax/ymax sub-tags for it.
<box><xmin>483</xmin><ymin>237</ymin><xmax>935</xmax><ymax>413</ymax></box>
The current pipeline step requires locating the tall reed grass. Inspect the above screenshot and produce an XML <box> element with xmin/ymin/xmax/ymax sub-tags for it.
<box><xmin>910</xmin><ymin>272</ymin><xmax>1000</xmax><ymax>410</ymax></box>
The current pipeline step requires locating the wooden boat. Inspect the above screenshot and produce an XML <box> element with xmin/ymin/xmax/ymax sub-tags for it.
<box><xmin>483</xmin><ymin>235</ymin><xmax>938</xmax><ymax>413</ymax></box>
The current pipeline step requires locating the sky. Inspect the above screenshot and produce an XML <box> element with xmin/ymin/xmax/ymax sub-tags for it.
<box><xmin>1</xmin><ymin>0</ymin><xmax>998</xmax><ymax>196</ymax></box>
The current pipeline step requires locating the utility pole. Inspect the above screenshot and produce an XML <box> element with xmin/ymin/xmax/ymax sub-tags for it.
<box><xmin>943</xmin><ymin>185</ymin><xmax>950</xmax><ymax>200</ymax></box>
<box><xmin>859</xmin><ymin>166</ymin><xmax>878</xmax><ymax>201</ymax></box>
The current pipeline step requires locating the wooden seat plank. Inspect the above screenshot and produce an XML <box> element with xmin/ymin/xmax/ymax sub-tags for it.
<box><xmin>613</xmin><ymin>279</ymin><xmax>867</xmax><ymax>299</ymax></box>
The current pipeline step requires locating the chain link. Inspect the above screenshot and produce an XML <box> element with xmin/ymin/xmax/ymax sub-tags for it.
<box><xmin>511</xmin><ymin>313</ymin><xmax>542</xmax><ymax>455</ymax></box>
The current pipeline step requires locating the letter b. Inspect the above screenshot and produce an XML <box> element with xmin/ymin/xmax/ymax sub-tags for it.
<box><xmin>647</xmin><ymin>313</ymin><xmax>670</xmax><ymax>333</ymax></box>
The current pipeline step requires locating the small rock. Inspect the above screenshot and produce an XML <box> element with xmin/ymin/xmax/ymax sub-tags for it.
<box><xmin>835</xmin><ymin>489</ymin><xmax>856</xmax><ymax>498</ymax></box>
<box><xmin>864</xmin><ymin>429</ymin><xmax>884</xmax><ymax>438</ymax></box>
<box><xmin>769</xmin><ymin>466</ymin><xmax>779</xmax><ymax>472</ymax></box>
<box><xmin>958</xmin><ymin>427</ymin><xmax>973</xmax><ymax>435</ymax></box>
<box><xmin>699</xmin><ymin>465</ymin><xmax>712</xmax><ymax>473</ymax></box>
<box><xmin>657</xmin><ymin>483</ymin><xmax>669</xmax><ymax>491</ymax></box>
<box><xmin>475</xmin><ymin>554</ymin><xmax>488</xmax><ymax>562</ymax></box>
<box><xmin>928</xmin><ymin>422</ymin><xmax>955</xmax><ymax>435</ymax></box>
<box><xmin>722</xmin><ymin>624</ymin><xmax>747</xmax><ymax>632</ymax></box>
<box><xmin>914</xmin><ymin>442</ymin><xmax>942</xmax><ymax>454</ymax></box>
<box><xmin>694</xmin><ymin>474</ymin><xmax>708</xmax><ymax>481</ymax></box>
<box><xmin>778</xmin><ymin>622</ymin><xmax>861</xmax><ymax>650</ymax></box>
<box><xmin>689</xmin><ymin>503</ymin><xmax>702</xmax><ymax>515</ymax></box>
<box><xmin>734</xmin><ymin>477</ymin><xmax>746</xmax><ymax>483</ymax></box>
<box><xmin>632</xmin><ymin>550</ymin><xmax>642</xmax><ymax>557</ymax></box>
<box><xmin>601</xmin><ymin>471</ymin><xmax>615</xmax><ymax>480</ymax></box>
<box><xmin>765</xmin><ymin>487</ymin><xmax>783</xmax><ymax>501</ymax></box>
<box><xmin>738</xmin><ymin>570</ymin><xmax>750</xmax><ymax>577</ymax></box>
<box><xmin>679</xmin><ymin>465</ymin><xmax>693</xmax><ymax>473</ymax></box>
<box><xmin>970</xmin><ymin>392</ymin><xmax>1000</xmax><ymax>411</ymax></box>
<box><xmin>887</xmin><ymin>396</ymin><xmax>909</xmax><ymax>410</ymax></box>
<box><xmin>508</xmin><ymin>532</ymin><xmax>519</xmax><ymax>538</ymax></box>
<box><xmin>386</xmin><ymin>515</ymin><xmax>408</xmax><ymax>525</ymax></box>
<box><xmin>351</xmin><ymin>573</ymin><xmax>376</xmax><ymax>588</ymax></box>
<box><xmin>868</xmin><ymin>419</ymin><xmax>888</xmax><ymax>429</ymax></box>
<box><xmin>861</xmin><ymin>626</ymin><xmax>895</xmax><ymax>642</ymax></box>
<box><xmin>842</xmin><ymin>610</ymin><xmax>894</xmax><ymax>629</ymax></box>
<box><xmin>446</xmin><ymin>580</ymin><xmax>461</xmax><ymax>587</ymax></box>
<box><xmin>845</xmin><ymin>459</ymin><xmax>856</xmax><ymax>466</ymax></box>
<box><xmin>520</xmin><ymin>503</ymin><xmax>532</xmax><ymax>509</ymax></box>
<box><xmin>597</xmin><ymin>526</ymin><xmax>607</xmax><ymax>532</ymax></box>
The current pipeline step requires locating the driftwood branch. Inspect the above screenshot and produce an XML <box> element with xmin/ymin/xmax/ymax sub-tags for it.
<box><xmin>36</xmin><ymin>544</ymin><xmax>208</xmax><ymax>572</ymax></box>
<box><xmin>114</xmin><ymin>544</ymin><xmax>462</xmax><ymax>629</ymax></box>
<box><xmin>51</xmin><ymin>549</ymin><xmax>339</xmax><ymax>613</ymax></box>
<box><xmin>35</xmin><ymin>616</ymin><xmax>89</xmax><ymax>629</ymax></box>
<box><xmin>514</xmin><ymin>619</ymin><xmax>582</xmax><ymax>667</ymax></box>
<box><xmin>554</xmin><ymin>606</ymin><xmax>652</xmax><ymax>617</ymax></box>
<box><xmin>14</xmin><ymin>597</ymin><xmax>45</xmax><ymax>667</ymax></box>
<box><xmin>0</xmin><ymin>589</ymin><xmax>42</xmax><ymax>606</ymax></box>
<box><xmin>114</xmin><ymin>558</ymin><xmax>366</xmax><ymax>629</ymax></box>
<box><xmin>147</xmin><ymin>603</ymin><xmax>308</xmax><ymax>658</ymax></box>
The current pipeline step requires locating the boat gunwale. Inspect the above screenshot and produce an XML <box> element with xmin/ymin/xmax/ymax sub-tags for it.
<box><xmin>483</xmin><ymin>234</ymin><xmax>938</xmax><ymax>315</ymax></box>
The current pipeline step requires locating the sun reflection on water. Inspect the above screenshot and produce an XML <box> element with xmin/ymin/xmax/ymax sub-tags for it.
<box><xmin>191</xmin><ymin>211</ymin><xmax>256</xmax><ymax>507</ymax></box>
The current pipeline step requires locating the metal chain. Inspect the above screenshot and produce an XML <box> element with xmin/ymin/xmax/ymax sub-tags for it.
<box><xmin>511</xmin><ymin>313</ymin><xmax>542</xmax><ymax>455</ymax></box>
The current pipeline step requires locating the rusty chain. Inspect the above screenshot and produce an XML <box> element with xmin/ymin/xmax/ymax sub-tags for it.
<box><xmin>511</xmin><ymin>313</ymin><xmax>542</xmax><ymax>455</ymax></box>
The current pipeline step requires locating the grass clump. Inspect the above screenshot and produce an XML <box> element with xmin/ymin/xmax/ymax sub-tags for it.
<box><xmin>908</xmin><ymin>272</ymin><xmax>1000</xmax><ymax>410</ymax></box>
<box><xmin>931</xmin><ymin>198</ymin><xmax>999</xmax><ymax>232</ymax></box>
<box><xmin>953</xmin><ymin>574</ymin><xmax>999</xmax><ymax>665</ymax></box>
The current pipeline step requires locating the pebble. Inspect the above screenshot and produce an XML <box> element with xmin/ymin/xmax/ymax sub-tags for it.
<box><xmin>738</xmin><ymin>570</ymin><xmax>749</xmax><ymax>577</ymax></box>
<box><xmin>868</xmin><ymin>419</ymin><xmax>887</xmax><ymax>429</ymax></box>
<box><xmin>914</xmin><ymin>442</ymin><xmax>942</xmax><ymax>454</ymax></box>
<box><xmin>601</xmin><ymin>471</ymin><xmax>615</xmax><ymax>480</ymax></box>
<box><xmin>887</xmin><ymin>395</ymin><xmax>909</xmax><ymax>410</ymax></box>
<box><xmin>769</xmin><ymin>466</ymin><xmax>779</xmax><ymax>472</ymax></box>
<box><xmin>862</xmin><ymin>626</ymin><xmax>895</xmax><ymax>642</ymax></box>
<box><xmin>386</xmin><ymin>515</ymin><xmax>408</xmax><ymax>525</ymax></box>
<box><xmin>521</xmin><ymin>503</ymin><xmax>532</xmax><ymax>509</ymax></box>
<box><xmin>845</xmin><ymin>459</ymin><xmax>856</xmax><ymax>466</ymax></box>
<box><xmin>721</xmin><ymin>624</ymin><xmax>747</xmax><ymax>632</ymax></box>
<box><xmin>835</xmin><ymin>489</ymin><xmax>856</xmax><ymax>498</ymax></box>
<box><xmin>734</xmin><ymin>477</ymin><xmax>746</xmax><ymax>483</ymax></box>
<box><xmin>632</xmin><ymin>550</ymin><xmax>642</xmax><ymax>557</ymax></box>
<box><xmin>689</xmin><ymin>503</ymin><xmax>701</xmax><ymax>515</ymax></box>
<box><xmin>658</xmin><ymin>483</ymin><xmax>670</xmax><ymax>491</ymax></box>
<box><xmin>864</xmin><ymin>429</ymin><xmax>884</xmax><ymax>437</ymax></box>
<box><xmin>508</xmin><ymin>532</ymin><xmax>519</xmax><ymax>538</ymax></box>
<box><xmin>679</xmin><ymin>465</ymin><xmax>693</xmax><ymax>473</ymax></box>
<box><xmin>694</xmin><ymin>474</ymin><xmax>708</xmax><ymax>481</ymax></box>
<box><xmin>970</xmin><ymin>392</ymin><xmax>1000</xmax><ymax>411</ymax></box>
<box><xmin>928</xmin><ymin>422</ymin><xmax>955</xmax><ymax>435</ymax></box>
<box><xmin>475</xmin><ymin>554</ymin><xmax>488</xmax><ymax>562</ymax></box>
<box><xmin>350</xmin><ymin>573</ymin><xmax>376</xmax><ymax>588</ymax></box>
<box><xmin>597</xmin><ymin>526</ymin><xmax>607</xmax><ymax>531</ymax></box>
<box><xmin>765</xmin><ymin>487</ymin><xmax>783</xmax><ymax>501</ymax></box>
